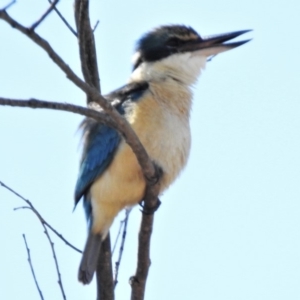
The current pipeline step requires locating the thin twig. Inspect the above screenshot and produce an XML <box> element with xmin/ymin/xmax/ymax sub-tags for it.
<box><xmin>43</xmin><ymin>221</ymin><xmax>67</xmax><ymax>299</ymax></box>
<box><xmin>93</xmin><ymin>20</ymin><xmax>99</xmax><ymax>32</ymax></box>
<box><xmin>112</xmin><ymin>218</ymin><xmax>125</xmax><ymax>255</ymax></box>
<box><xmin>48</xmin><ymin>0</ymin><xmax>77</xmax><ymax>36</ymax></box>
<box><xmin>114</xmin><ymin>208</ymin><xmax>131</xmax><ymax>287</ymax></box>
<box><xmin>1</xmin><ymin>0</ymin><xmax>16</xmax><ymax>11</ymax></box>
<box><xmin>14</xmin><ymin>206</ymin><xmax>31</xmax><ymax>210</ymax></box>
<box><xmin>22</xmin><ymin>234</ymin><xmax>44</xmax><ymax>300</ymax></box>
<box><xmin>0</xmin><ymin>180</ymin><xmax>82</xmax><ymax>253</ymax></box>
<box><xmin>30</xmin><ymin>0</ymin><xmax>59</xmax><ymax>31</ymax></box>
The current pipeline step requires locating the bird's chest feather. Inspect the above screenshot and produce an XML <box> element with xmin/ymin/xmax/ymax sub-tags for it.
<box><xmin>126</xmin><ymin>83</ymin><xmax>192</xmax><ymax>191</ymax></box>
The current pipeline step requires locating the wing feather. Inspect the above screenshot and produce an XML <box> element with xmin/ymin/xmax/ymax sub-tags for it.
<box><xmin>74</xmin><ymin>81</ymin><xmax>149</xmax><ymax>206</ymax></box>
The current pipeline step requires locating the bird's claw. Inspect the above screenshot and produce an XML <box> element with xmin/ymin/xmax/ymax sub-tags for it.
<box><xmin>145</xmin><ymin>163</ymin><xmax>163</xmax><ymax>186</ymax></box>
<box><xmin>139</xmin><ymin>198</ymin><xmax>161</xmax><ymax>215</ymax></box>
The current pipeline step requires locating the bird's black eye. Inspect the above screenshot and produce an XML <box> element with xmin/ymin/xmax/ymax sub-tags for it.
<box><xmin>166</xmin><ymin>37</ymin><xmax>184</xmax><ymax>47</ymax></box>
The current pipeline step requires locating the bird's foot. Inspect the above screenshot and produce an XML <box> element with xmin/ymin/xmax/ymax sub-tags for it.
<box><xmin>145</xmin><ymin>163</ymin><xmax>163</xmax><ymax>186</ymax></box>
<box><xmin>139</xmin><ymin>198</ymin><xmax>161</xmax><ymax>215</ymax></box>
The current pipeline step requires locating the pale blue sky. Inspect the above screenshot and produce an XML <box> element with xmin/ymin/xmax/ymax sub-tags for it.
<box><xmin>0</xmin><ymin>0</ymin><xmax>300</xmax><ymax>299</ymax></box>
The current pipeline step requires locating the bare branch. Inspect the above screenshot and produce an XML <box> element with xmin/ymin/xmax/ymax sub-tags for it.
<box><xmin>30</xmin><ymin>0</ymin><xmax>59</xmax><ymax>30</ymax></box>
<box><xmin>48</xmin><ymin>0</ymin><xmax>77</xmax><ymax>36</ymax></box>
<box><xmin>0</xmin><ymin>10</ymin><xmax>157</xmax><ymax>183</ymax></box>
<box><xmin>74</xmin><ymin>3</ymin><xmax>116</xmax><ymax>297</ymax></box>
<box><xmin>0</xmin><ymin>181</ymin><xmax>67</xmax><ymax>298</ymax></box>
<box><xmin>96</xmin><ymin>235</ymin><xmax>115</xmax><ymax>300</ymax></box>
<box><xmin>0</xmin><ymin>180</ymin><xmax>82</xmax><ymax>254</ymax></box>
<box><xmin>74</xmin><ymin>0</ymin><xmax>101</xmax><ymax>100</ymax></box>
<box><xmin>1</xmin><ymin>0</ymin><xmax>16</xmax><ymax>11</ymax></box>
<box><xmin>130</xmin><ymin>181</ymin><xmax>161</xmax><ymax>300</ymax></box>
<box><xmin>43</xmin><ymin>220</ymin><xmax>67</xmax><ymax>299</ymax></box>
<box><xmin>114</xmin><ymin>208</ymin><xmax>131</xmax><ymax>287</ymax></box>
<box><xmin>44</xmin><ymin>224</ymin><xmax>81</xmax><ymax>254</ymax></box>
<box><xmin>0</xmin><ymin>97</ymin><xmax>115</xmax><ymax>128</ymax></box>
<box><xmin>0</xmin><ymin>10</ymin><xmax>94</xmax><ymax>94</ymax></box>
<box><xmin>22</xmin><ymin>234</ymin><xmax>44</xmax><ymax>300</ymax></box>
<box><xmin>75</xmin><ymin>4</ymin><xmax>114</xmax><ymax>294</ymax></box>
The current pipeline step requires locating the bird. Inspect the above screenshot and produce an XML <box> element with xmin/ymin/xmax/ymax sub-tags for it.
<box><xmin>74</xmin><ymin>24</ymin><xmax>251</xmax><ymax>284</ymax></box>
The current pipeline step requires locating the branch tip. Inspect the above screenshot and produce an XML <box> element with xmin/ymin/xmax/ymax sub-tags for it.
<box><xmin>22</xmin><ymin>234</ymin><xmax>44</xmax><ymax>300</ymax></box>
<box><xmin>93</xmin><ymin>20</ymin><xmax>100</xmax><ymax>32</ymax></box>
<box><xmin>30</xmin><ymin>0</ymin><xmax>59</xmax><ymax>31</ymax></box>
<box><xmin>1</xmin><ymin>0</ymin><xmax>16</xmax><ymax>11</ymax></box>
<box><xmin>48</xmin><ymin>0</ymin><xmax>77</xmax><ymax>36</ymax></box>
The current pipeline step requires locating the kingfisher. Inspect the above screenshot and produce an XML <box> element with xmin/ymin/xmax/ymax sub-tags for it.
<box><xmin>75</xmin><ymin>24</ymin><xmax>251</xmax><ymax>284</ymax></box>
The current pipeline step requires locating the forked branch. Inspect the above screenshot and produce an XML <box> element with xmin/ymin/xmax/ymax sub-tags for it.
<box><xmin>0</xmin><ymin>182</ymin><xmax>67</xmax><ymax>299</ymax></box>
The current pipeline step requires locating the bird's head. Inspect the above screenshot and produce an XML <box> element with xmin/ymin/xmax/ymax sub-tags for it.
<box><xmin>130</xmin><ymin>25</ymin><xmax>251</xmax><ymax>85</ymax></box>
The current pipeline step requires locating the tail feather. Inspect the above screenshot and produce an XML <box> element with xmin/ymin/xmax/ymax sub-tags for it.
<box><xmin>78</xmin><ymin>232</ymin><xmax>102</xmax><ymax>284</ymax></box>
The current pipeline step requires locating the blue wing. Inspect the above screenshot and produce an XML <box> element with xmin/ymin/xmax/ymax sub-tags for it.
<box><xmin>74</xmin><ymin>121</ymin><xmax>120</xmax><ymax>205</ymax></box>
<box><xmin>74</xmin><ymin>80</ymin><xmax>149</xmax><ymax>208</ymax></box>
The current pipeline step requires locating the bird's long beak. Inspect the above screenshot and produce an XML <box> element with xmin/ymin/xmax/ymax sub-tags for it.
<box><xmin>181</xmin><ymin>30</ymin><xmax>252</xmax><ymax>56</ymax></box>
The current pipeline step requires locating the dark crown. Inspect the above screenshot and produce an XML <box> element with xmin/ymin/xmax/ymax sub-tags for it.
<box><xmin>133</xmin><ymin>25</ymin><xmax>202</xmax><ymax>70</ymax></box>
